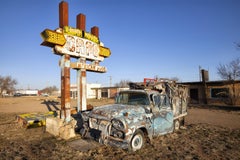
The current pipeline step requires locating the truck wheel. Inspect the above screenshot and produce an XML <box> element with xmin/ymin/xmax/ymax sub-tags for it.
<box><xmin>174</xmin><ymin>119</ymin><xmax>180</xmax><ymax>131</ymax></box>
<box><xmin>130</xmin><ymin>130</ymin><xmax>145</xmax><ymax>151</ymax></box>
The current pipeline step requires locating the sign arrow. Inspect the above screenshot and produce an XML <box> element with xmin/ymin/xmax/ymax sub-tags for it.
<box><xmin>41</xmin><ymin>29</ymin><xmax>66</xmax><ymax>47</ymax></box>
<box><xmin>99</xmin><ymin>46</ymin><xmax>111</xmax><ymax>58</ymax></box>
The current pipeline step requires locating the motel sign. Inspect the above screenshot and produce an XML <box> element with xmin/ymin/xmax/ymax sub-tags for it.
<box><xmin>40</xmin><ymin>1</ymin><xmax>111</xmax><ymax>122</ymax></box>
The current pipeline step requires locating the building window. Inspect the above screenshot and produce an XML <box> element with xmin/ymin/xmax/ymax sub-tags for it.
<box><xmin>101</xmin><ymin>89</ymin><xmax>108</xmax><ymax>98</ymax></box>
<box><xmin>190</xmin><ymin>88</ymin><xmax>199</xmax><ymax>101</ymax></box>
<box><xmin>211</xmin><ymin>88</ymin><xmax>229</xmax><ymax>98</ymax></box>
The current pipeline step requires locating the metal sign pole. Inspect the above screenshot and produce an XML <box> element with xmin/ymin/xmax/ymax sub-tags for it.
<box><xmin>80</xmin><ymin>63</ymin><xmax>87</xmax><ymax>111</ymax></box>
<box><xmin>59</xmin><ymin>1</ymin><xmax>71</xmax><ymax>122</ymax></box>
<box><xmin>77</xmin><ymin>67</ymin><xmax>81</xmax><ymax>112</ymax></box>
<box><xmin>60</xmin><ymin>55</ymin><xmax>71</xmax><ymax>121</ymax></box>
<box><xmin>76</xmin><ymin>14</ymin><xmax>87</xmax><ymax>111</ymax></box>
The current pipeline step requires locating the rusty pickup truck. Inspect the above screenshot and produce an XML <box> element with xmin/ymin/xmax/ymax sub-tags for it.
<box><xmin>81</xmin><ymin>80</ymin><xmax>188</xmax><ymax>151</ymax></box>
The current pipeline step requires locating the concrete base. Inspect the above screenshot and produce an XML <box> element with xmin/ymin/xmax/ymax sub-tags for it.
<box><xmin>46</xmin><ymin>117</ymin><xmax>77</xmax><ymax>140</ymax></box>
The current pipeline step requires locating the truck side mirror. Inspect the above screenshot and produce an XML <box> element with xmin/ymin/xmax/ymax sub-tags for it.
<box><xmin>145</xmin><ymin>107</ymin><xmax>152</xmax><ymax>114</ymax></box>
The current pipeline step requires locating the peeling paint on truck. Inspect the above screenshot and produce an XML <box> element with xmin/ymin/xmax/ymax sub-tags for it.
<box><xmin>81</xmin><ymin>81</ymin><xmax>188</xmax><ymax>151</ymax></box>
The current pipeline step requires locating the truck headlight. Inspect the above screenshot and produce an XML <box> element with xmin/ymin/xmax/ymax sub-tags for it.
<box><xmin>111</xmin><ymin>118</ymin><xmax>125</xmax><ymax>131</ymax></box>
<box><xmin>110</xmin><ymin>119</ymin><xmax>125</xmax><ymax>139</ymax></box>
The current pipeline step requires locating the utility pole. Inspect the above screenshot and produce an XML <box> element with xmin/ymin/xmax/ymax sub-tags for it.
<box><xmin>109</xmin><ymin>76</ymin><xmax>112</xmax><ymax>87</ymax></box>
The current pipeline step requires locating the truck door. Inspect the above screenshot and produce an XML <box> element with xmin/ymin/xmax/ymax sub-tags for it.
<box><xmin>152</xmin><ymin>94</ymin><xmax>174</xmax><ymax>135</ymax></box>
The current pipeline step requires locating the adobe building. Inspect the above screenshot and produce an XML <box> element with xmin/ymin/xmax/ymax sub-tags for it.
<box><xmin>181</xmin><ymin>70</ymin><xmax>240</xmax><ymax>106</ymax></box>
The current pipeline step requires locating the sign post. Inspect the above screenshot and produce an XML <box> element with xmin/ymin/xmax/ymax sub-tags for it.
<box><xmin>59</xmin><ymin>54</ymin><xmax>71</xmax><ymax>121</ymax></box>
<box><xmin>41</xmin><ymin>1</ymin><xmax>111</xmax><ymax>122</ymax></box>
<box><xmin>76</xmin><ymin>14</ymin><xmax>87</xmax><ymax>112</ymax></box>
<box><xmin>59</xmin><ymin>1</ymin><xmax>71</xmax><ymax>122</ymax></box>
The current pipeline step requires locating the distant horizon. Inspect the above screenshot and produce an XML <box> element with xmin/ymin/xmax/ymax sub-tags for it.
<box><xmin>15</xmin><ymin>71</ymin><xmax>238</xmax><ymax>91</ymax></box>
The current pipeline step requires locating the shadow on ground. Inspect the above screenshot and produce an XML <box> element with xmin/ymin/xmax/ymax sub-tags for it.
<box><xmin>41</xmin><ymin>100</ymin><xmax>60</xmax><ymax>111</ymax></box>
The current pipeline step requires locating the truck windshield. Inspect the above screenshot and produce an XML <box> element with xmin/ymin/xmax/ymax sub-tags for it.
<box><xmin>116</xmin><ymin>92</ymin><xmax>150</xmax><ymax>105</ymax></box>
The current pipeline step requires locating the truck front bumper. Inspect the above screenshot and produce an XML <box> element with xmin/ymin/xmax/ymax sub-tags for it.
<box><xmin>104</xmin><ymin>136</ymin><xmax>129</xmax><ymax>150</ymax></box>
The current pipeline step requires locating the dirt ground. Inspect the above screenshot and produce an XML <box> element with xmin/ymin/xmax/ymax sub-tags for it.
<box><xmin>0</xmin><ymin>96</ymin><xmax>240</xmax><ymax>160</ymax></box>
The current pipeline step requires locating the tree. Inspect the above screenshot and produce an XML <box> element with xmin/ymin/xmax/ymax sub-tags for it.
<box><xmin>217</xmin><ymin>58</ymin><xmax>240</xmax><ymax>80</ymax></box>
<box><xmin>169</xmin><ymin>77</ymin><xmax>180</xmax><ymax>82</ymax></box>
<box><xmin>154</xmin><ymin>75</ymin><xmax>180</xmax><ymax>82</ymax></box>
<box><xmin>0</xmin><ymin>75</ymin><xmax>17</xmax><ymax>96</ymax></box>
<box><xmin>115</xmin><ymin>80</ymin><xmax>131</xmax><ymax>88</ymax></box>
<box><xmin>40</xmin><ymin>86</ymin><xmax>58</xmax><ymax>95</ymax></box>
<box><xmin>217</xmin><ymin>58</ymin><xmax>240</xmax><ymax>105</ymax></box>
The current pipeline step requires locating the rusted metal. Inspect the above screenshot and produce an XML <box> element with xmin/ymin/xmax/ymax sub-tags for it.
<box><xmin>59</xmin><ymin>1</ymin><xmax>68</xmax><ymax>28</ymax></box>
<box><xmin>59</xmin><ymin>1</ymin><xmax>71</xmax><ymax>122</ymax></box>
<box><xmin>77</xmin><ymin>14</ymin><xmax>86</xmax><ymax>31</ymax></box>
<box><xmin>59</xmin><ymin>2</ymin><xmax>71</xmax><ymax>122</ymax></box>
<box><xmin>60</xmin><ymin>55</ymin><xmax>71</xmax><ymax>122</ymax></box>
<box><xmin>81</xmin><ymin>79</ymin><xmax>188</xmax><ymax>151</ymax></box>
<box><xmin>91</xmin><ymin>26</ymin><xmax>99</xmax><ymax>38</ymax></box>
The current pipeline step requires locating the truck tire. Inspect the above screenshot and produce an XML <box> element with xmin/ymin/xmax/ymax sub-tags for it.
<box><xmin>130</xmin><ymin>129</ymin><xmax>145</xmax><ymax>151</ymax></box>
<box><xmin>174</xmin><ymin>119</ymin><xmax>180</xmax><ymax>131</ymax></box>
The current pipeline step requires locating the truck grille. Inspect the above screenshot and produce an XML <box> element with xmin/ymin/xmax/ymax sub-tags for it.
<box><xmin>89</xmin><ymin>118</ymin><xmax>109</xmax><ymax>131</ymax></box>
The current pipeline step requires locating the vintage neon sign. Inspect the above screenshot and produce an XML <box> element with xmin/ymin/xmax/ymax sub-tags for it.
<box><xmin>41</xmin><ymin>26</ymin><xmax>111</xmax><ymax>59</ymax></box>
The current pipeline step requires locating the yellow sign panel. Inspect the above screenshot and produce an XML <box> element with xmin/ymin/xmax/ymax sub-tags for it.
<box><xmin>63</xmin><ymin>26</ymin><xmax>100</xmax><ymax>44</ymax></box>
<box><xmin>41</xmin><ymin>29</ymin><xmax>66</xmax><ymax>46</ymax></box>
<box><xmin>84</xmin><ymin>32</ymin><xmax>100</xmax><ymax>44</ymax></box>
<box><xmin>63</xmin><ymin>26</ymin><xmax>83</xmax><ymax>37</ymax></box>
<box><xmin>99</xmin><ymin>46</ymin><xmax>111</xmax><ymax>57</ymax></box>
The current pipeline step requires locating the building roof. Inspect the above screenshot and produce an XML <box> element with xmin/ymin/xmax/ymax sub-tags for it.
<box><xmin>180</xmin><ymin>80</ymin><xmax>240</xmax><ymax>86</ymax></box>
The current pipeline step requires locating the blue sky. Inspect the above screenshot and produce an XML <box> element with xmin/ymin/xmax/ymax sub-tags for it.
<box><xmin>0</xmin><ymin>0</ymin><xmax>240</xmax><ymax>89</ymax></box>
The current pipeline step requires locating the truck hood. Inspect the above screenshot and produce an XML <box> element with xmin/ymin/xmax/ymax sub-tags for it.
<box><xmin>88</xmin><ymin>104</ymin><xmax>147</xmax><ymax>121</ymax></box>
